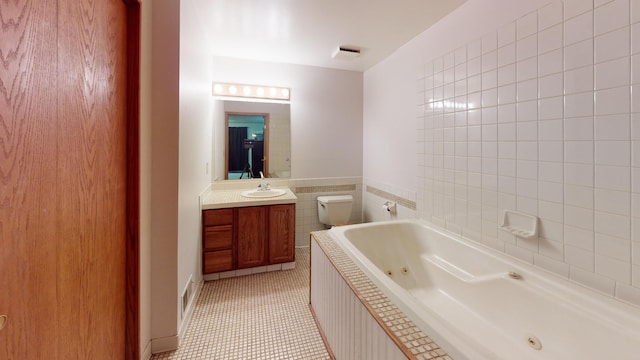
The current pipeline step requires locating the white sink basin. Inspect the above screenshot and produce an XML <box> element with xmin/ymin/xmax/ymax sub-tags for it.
<box><xmin>241</xmin><ymin>188</ymin><xmax>287</xmax><ymax>198</ymax></box>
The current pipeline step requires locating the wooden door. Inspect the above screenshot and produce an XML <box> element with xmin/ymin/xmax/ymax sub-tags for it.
<box><xmin>0</xmin><ymin>0</ymin><xmax>129</xmax><ymax>358</ymax></box>
<box><xmin>268</xmin><ymin>205</ymin><xmax>296</xmax><ymax>264</ymax></box>
<box><xmin>237</xmin><ymin>207</ymin><xmax>267</xmax><ymax>268</ymax></box>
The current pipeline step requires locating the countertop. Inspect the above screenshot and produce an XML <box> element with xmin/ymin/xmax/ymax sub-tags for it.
<box><xmin>201</xmin><ymin>187</ymin><xmax>297</xmax><ymax>210</ymax></box>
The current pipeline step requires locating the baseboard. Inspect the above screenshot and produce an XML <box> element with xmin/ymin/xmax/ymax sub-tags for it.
<box><xmin>140</xmin><ymin>341</ymin><xmax>152</xmax><ymax>360</ymax></box>
<box><xmin>151</xmin><ymin>335</ymin><xmax>179</xmax><ymax>354</ymax></box>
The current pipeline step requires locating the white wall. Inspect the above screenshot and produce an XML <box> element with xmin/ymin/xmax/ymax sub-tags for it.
<box><xmin>212</xmin><ymin>57</ymin><xmax>364</xmax><ymax>179</ymax></box>
<box><xmin>149</xmin><ymin>0</ymin><xmax>180</xmax><ymax>351</ymax></box>
<box><xmin>177</xmin><ymin>0</ymin><xmax>214</xmax><ymax>336</ymax></box>
<box><xmin>364</xmin><ymin>0</ymin><xmax>640</xmax><ymax>306</ymax></box>
<box><xmin>139</xmin><ymin>0</ymin><xmax>153</xmax><ymax>357</ymax></box>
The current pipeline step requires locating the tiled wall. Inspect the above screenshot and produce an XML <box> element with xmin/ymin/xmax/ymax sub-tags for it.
<box><xmin>417</xmin><ymin>0</ymin><xmax>640</xmax><ymax>305</ymax></box>
<box><xmin>362</xmin><ymin>178</ymin><xmax>417</xmax><ymax>223</ymax></box>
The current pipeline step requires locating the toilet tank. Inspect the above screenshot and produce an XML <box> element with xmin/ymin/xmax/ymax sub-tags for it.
<box><xmin>317</xmin><ymin>195</ymin><xmax>353</xmax><ymax>225</ymax></box>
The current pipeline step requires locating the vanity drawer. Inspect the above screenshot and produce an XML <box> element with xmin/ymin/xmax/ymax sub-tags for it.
<box><xmin>204</xmin><ymin>225</ymin><xmax>233</xmax><ymax>250</ymax></box>
<box><xmin>203</xmin><ymin>250</ymin><xmax>233</xmax><ymax>273</ymax></box>
<box><xmin>203</xmin><ymin>208</ymin><xmax>233</xmax><ymax>226</ymax></box>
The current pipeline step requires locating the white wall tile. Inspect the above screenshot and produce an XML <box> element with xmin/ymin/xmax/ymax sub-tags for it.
<box><xmin>565</xmin><ymin>163</ymin><xmax>594</xmax><ymax>186</ymax></box>
<box><xmin>482</xmin><ymin>88</ymin><xmax>498</xmax><ymax>108</ymax></box>
<box><xmin>482</xmin><ymin>31</ymin><xmax>498</xmax><ymax>54</ymax></box>
<box><xmin>517</xmin><ymin>11</ymin><xmax>538</xmax><ymax>40</ymax></box>
<box><xmin>497</xmin><ymin>43</ymin><xmax>516</xmax><ymax>67</ymax></box>
<box><xmin>564</xmin><ymin>0</ymin><xmax>594</xmax><ymax>20</ymax></box>
<box><xmin>595</xmin><ymin>164</ymin><xmax>631</xmax><ymax>191</ymax></box>
<box><xmin>633</xmin><ymin>24</ymin><xmax>640</xmax><ymax>54</ymax></box>
<box><xmin>539</xmin><ymin>24</ymin><xmax>563</xmax><ymax>54</ymax></box>
<box><xmin>595</xmin><ymin>114</ymin><xmax>630</xmax><ymax>140</ymax></box>
<box><xmin>517</xmin><ymin>79</ymin><xmax>538</xmax><ymax>101</ymax></box>
<box><xmin>482</xmin><ymin>70</ymin><xmax>498</xmax><ymax>90</ymax></box>
<box><xmin>564</xmin><ymin>11</ymin><xmax>594</xmax><ymax>46</ymax></box>
<box><xmin>539</xmin><ymin>119</ymin><xmax>563</xmax><ymax>140</ymax></box>
<box><xmin>565</xmin><ymin>116</ymin><xmax>594</xmax><ymax>140</ymax></box>
<box><xmin>594</xmin><ymin>0</ymin><xmax>630</xmax><ymax>36</ymax></box>
<box><xmin>539</xmin><ymin>96</ymin><xmax>564</xmax><ymax>120</ymax></box>
<box><xmin>570</xmin><ymin>266</ymin><xmax>616</xmax><ymax>295</ymax></box>
<box><xmin>595</xmin><ymin>86</ymin><xmax>630</xmax><ymax>115</ymax></box>
<box><xmin>596</xmin><ymin>254</ymin><xmax>631</xmax><ymax>283</ymax></box>
<box><xmin>517</xmin><ymin>141</ymin><xmax>538</xmax><ymax>160</ymax></box>
<box><xmin>539</xmin><ymin>1</ymin><xmax>564</xmax><ymax>30</ymax></box>
<box><xmin>565</xmin><ymin>39</ymin><xmax>595</xmax><ymax>72</ymax></box>
<box><xmin>517</xmin><ymin>34</ymin><xmax>538</xmax><ymax>61</ymax></box>
<box><xmin>595</xmin><ymin>27</ymin><xmax>630</xmax><ymax>63</ymax></box>
<box><xmin>516</xmin><ymin>121</ymin><xmax>537</xmax><ymax>141</ymax></box>
<box><xmin>595</xmin><ymin>140</ymin><xmax>630</xmax><ymax>166</ymax></box>
<box><xmin>539</xmin><ymin>48</ymin><xmax>564</xmax><ymax>76</ymax></box>
<box><xmin>565</xmin><ymin>66</ymin><xmax>594</xmax><ymax>95</ymax></box>
<box><xmin>538</xmin><ymin>180</ymin><xmax>562</xmax><ymax>202</ymax></box>
<box><xmin>596</xmin><ymin>211</ymin><xmax>632</xmax><ymax>239</ymax></box>
<box><xmin>498</xmin><ymin>84</ymin><xmax>516</xmax><ymax>105</ymax></box>
<box><xmin>498</xmin><ymin>22</ymin><xmax>516</xmax><ymax>47</ymax></box>
<box><xmin>565</xmin><ymin>184</ymin><xmax>594</xmax><ymax>209</ymax></box>
<box><xmin>566</xmin><ymin>244</ymin><xmax>595</xmax><ymax>270</ymax></box>
<box><xmin>633</xmin><ymin>0</ymin><xmax>640</xmax><ymax>23</ymax></box>
<box><xmin>565</xmin><ymin>224</ymin><xmax>595</xmax><ymax>249</ymax></box>
<box><xmin>539</xmin><ymin>161</ymin><xmax>563</xmax><ymax>182</ymax></box>
<box><xmin>595</xmin><ymin>188</ymin><xmax>632</xmax><ymax>215</ymax></box>
<box><xmin>539</xmin><ymin>141</ymin><xmax>564</xmax><ymax>162</ymax></box>
<box><xmin>539</xmin><ymin>73</ymin><xmax>564</xmax><ymax>98</ymax></box>
<box><xmin>498</xmin><ymin>123</ymin><xmax>517</xmax><ymax>141</ymax></box>
<box><xmin>517</xmin><ymin>57</ymin><xmax>538</xmax><ymax>82</ymax></box>
<box><xmin>596</xmin><ymin>57</ymin><xmax>630</xmax><ymax>90</ymax></box>
<box><xmin>565</xmin><ymin>141</ymin><xmax>594</xmax><ymax>164</ymax></box>
<box><xmin>565</xmin><ymin>92</ymin><xmax>594</xmax><ymax>118</ymax></box>
<box><xmin>411</xmin><ymin>0</ymin><xmax>640</xmax><ymax>305</ymax></box>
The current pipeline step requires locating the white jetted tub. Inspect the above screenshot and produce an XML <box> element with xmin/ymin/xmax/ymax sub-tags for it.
<box><xmin>315</xmin><ymin>220</ymin><xmax>640</xmax><ymax>359</ymax></box>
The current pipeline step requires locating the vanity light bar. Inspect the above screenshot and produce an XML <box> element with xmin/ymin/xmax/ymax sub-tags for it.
<box><xmin>212</xmin><ymin>82</ymin><xmax>290</xmax><ymax>101</ymax></box>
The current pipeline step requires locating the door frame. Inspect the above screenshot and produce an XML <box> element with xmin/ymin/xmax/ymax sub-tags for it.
<box><xmin>123</xmin><ymin>0</ymin><xmax>141</xmax><ymax>359</ymax></box>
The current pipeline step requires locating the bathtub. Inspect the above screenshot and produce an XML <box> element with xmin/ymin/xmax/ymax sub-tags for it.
<box><xmin>316</xmin><ymin>220</ymin><xmax>640</xmax><ymax>359</ymax></box>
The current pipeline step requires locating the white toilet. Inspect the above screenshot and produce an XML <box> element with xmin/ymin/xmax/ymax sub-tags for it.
<box><xmin>317</xmin><ymin>195</ymin><xmax>353</xmax><ymax>227</ymax></box>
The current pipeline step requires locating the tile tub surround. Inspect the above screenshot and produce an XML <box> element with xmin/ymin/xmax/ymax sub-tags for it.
<box><xmin>151</xmin><ymin>248</ymin><xmax>330</xmax><ymax>360</ymax></box>
<box><xmin>417</xmin><ymin>0</ymin><xmax>640</xmax><ymax>306</ymax></box>
<box><xmin>311</xmin><ymin>231</ymin><xmax>452</xmax><ymax>360</ymax></box>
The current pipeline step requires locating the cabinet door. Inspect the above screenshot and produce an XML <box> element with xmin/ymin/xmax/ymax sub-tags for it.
<box><xmin>268</xmin><ymin>204</ymin><xmax>296</xmax><ymax>264</ymax></box>
<box><xmin>237</xmin><ymin>206</ymin><xmax>267</xmax><ymax>268</ymax></box>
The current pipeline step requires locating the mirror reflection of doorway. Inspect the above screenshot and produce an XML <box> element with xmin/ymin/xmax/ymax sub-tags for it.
<box><xmin>225</xmin><ymin>112</ymin><xmax>269</xmax><ymax>180</ymax></box>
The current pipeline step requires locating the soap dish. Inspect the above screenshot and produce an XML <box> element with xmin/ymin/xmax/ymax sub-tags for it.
<box><xmin>499</xmin><ymin>210</ymin><xmax>538</xmax><ymax>239</ymax></box>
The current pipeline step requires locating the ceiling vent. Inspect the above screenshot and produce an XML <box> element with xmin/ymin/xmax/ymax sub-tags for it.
<box><xmin>331</xmin><ymin>46</ymin><xmax>361</xmax><ymax>60</ymax></box>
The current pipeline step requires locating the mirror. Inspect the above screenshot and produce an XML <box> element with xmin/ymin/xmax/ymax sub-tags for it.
<box><xmin>214</xmin><ymin>100</ymin><xmax>290</xmax><ymax>180</ymax></box>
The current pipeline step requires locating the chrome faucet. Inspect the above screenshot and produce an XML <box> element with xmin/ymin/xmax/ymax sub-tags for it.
<box><xmin>258</xmin><ymin>171</ymin><xmax>270</xmax><ymax>190</ymax></box>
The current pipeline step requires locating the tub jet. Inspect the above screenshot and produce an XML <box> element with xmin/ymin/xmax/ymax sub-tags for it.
<box><xmin>508</xmin><ymin>271</ymin><xmax>522</xmax><ymax>280</ymax></box>
<box><xmin>526</xmin><ymin>335</ymin><xmax>542</xmax><ymax>350</ymax></box>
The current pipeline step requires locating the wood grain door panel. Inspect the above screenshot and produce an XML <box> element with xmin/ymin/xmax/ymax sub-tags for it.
<box><xmin>268</xmin><ymin>204</ymin><xmax>296</xmax><ymax>264</ymax></box>
<box><xmin>237</xmin><ymin>207</ymin><xmax>267</xmax><ymax>269</ymax></box>
<box><xmin>0</xmin><ymin>0</ymin><xmax>128</xmax><ymax>358</ymax></box>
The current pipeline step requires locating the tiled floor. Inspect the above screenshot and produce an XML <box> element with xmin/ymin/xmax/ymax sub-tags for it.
<box><xmin>151</xmin><ymin>248</ymin><xmax>331</xmax><ymax>360</ymax></box>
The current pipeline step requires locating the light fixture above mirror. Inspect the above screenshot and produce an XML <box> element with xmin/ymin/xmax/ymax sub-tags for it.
<box><xmin>212</xmin><ymin>82</ymin><xmax>290</xmax><ymax>101</ymax></box>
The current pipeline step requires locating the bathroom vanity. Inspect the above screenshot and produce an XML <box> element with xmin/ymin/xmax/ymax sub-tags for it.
<box><xmin>201</xmin><ymin>186</ymin><xmax>297</xmax><ymax>279</ymax></box>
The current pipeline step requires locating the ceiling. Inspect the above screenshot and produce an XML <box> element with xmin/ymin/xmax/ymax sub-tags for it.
<box><xmin>183</xmin><ymin>0</ymin><xmax>467</xmax><ymax>72</ymax></box>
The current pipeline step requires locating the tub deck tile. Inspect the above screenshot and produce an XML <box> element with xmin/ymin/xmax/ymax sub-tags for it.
<box><xmin>311</xmin><ymin>230</ymin><xmax>452</xmax><ymax>360</ymax></box>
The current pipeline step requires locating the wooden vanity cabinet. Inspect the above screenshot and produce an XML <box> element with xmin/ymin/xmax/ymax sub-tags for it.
<box><xmin>202</xmin><ymin>209</ymin><xmax>234</xmax><ymax>273</ymax></box>
<box><xmin>202</xmin><ymin>203</ymin><xmax>295</xmax><ymax>274</ymax></box>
